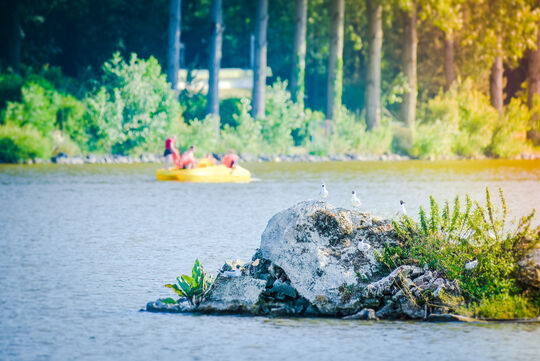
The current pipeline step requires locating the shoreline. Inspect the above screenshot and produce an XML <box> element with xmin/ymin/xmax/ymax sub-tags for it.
<box><xmin>5</xmin><ymin>151</ymin><xmax>540</xmax><ymax>165</ymax></box>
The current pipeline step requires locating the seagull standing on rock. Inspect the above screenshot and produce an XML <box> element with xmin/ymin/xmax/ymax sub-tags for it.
<box><xmin>400</xmin><ymin>200</ymin><xmax>407</xmax><ymax>216</ymax></box>
<box><xmin>357</xmin><ymin>239</ymin><xmax>371</xmax><ymax>252</ymax></box>
<box><xmin>220</xmin><ymin>264</ymin><xmax>242</xmax><ymax>278</ymax></box>
<box><xmin>351</xmin><ymin>191</ymin><xmax>362</xmax><ymax>209</ymax></box>
<box><xmin>319</xmin><ymin>184</ymin><xmax>328</xmax><ymax>199</ymax></box>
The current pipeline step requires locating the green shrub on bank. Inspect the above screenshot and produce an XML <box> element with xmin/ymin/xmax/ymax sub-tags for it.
<box><xmin>85</xmin><ymin>52</ymin><xmax>182</xmax><ymax>155</ymax></box>
<box><xmin>0</xmin><ymin>123</ymin><xmax>53</xmax><ymax>162</ymax></box>
<box><xmin>487</xmin><ymin>98</ymin><xmax>530</xmax><ymax>158</ymax></box>
<box><xmin>384</xmin><ymin>188</ymin><xmax>539</xmax><ymax>313</ymax></box>
<box><xmin>461</xmin><ymin>294</ymin><xmax>539</xmax><ymax>319</ymax></box>
<box><xmin>414</xmin><ymin>79</ymin><xmax>499</xmax><ymax>158</ymax></box>
<box><xmin>220</xmin><ymin>98</ymin><xmax>263</xmax><ymax>155</ymax></box>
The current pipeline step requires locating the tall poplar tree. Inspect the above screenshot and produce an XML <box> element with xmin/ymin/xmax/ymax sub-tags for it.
<box><xmin>167</xmin><ymin>0</ymin><xmax>182</xmax><ymax>93</ymax></box>
<box><xmin>400</xmin><ymin>2</ymin><xmax>418</xmax><ymax>128</ymax></box>
<box><xmin>326</xmin><ymin>0</ymin><xmax>345</xmax><ymax>131</ymax></box>
<box><xmin>365</xmin><ymin>0</ymin><xmax>383</xmax><ymax>130</ymax></box>
<box><xmin>291</xmin><ymin>0</ymin><xmax>308</xmax><ymax>108</ymax></box>
<box><xmin>207</xmin><ymin>0</ymin><xmax>223</xmax><ymax>120</ymax></box>
<box><xmin>463</xmin><ymin>0</ymin><xmax>538</xmax><ymax>111</ymax></box>
<box><xmin>252</xmin><ymin>0</ymin><xmax>268</xmax><ymax>119</ymax></box>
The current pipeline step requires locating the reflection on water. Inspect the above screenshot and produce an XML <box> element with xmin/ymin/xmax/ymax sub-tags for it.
<box><xmin>0</xmin><ymin>160</ymin><xmax>539</xmax><ymax>361</ymax></box>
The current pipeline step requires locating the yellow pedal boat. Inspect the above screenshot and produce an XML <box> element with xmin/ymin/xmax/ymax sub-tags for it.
<box><xmin>156</xmin><ymin>164</ymin><xmax>251</xmax><ymax>183</ymax></box>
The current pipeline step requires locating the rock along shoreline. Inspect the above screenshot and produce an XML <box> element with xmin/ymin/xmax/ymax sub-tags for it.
<box><xmin>145</xmin><ymin>200</ymin><xmax>540</xmax><ymax>322</ymax></box>
<box><xmin>11</xmin><ymin>151</ymin><xmax>540</xmax><ymax>165</ymax></box>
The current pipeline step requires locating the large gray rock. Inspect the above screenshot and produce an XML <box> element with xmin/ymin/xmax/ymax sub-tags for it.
<box><xmin>259</xmin><ymin>200</ymin><xmax>394</xmax><ymax>315</ymax></box>
<box><xmin>147</xmin><ymin>200</ymin><xmax>463</xmax><ymax>319</ymax></box>
<box><xmin>197</xmin><ymin>276</ymin><xmax>266</xmax><ymax>314</ymax></box>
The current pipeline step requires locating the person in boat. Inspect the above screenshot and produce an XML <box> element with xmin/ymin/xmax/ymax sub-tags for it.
<box><xmin>222</xmin><ymin>150</ymin><xmax>239</xmax><ymax>168</ymax></box>
<box><xmin>163</xmin><ymin>136</ymin><xmax>180</xmax><ymax>170</ymax></box>
<box><xmin>205</xmin><ymin>153</ymin><xmax>218</xmax><ymax>165</ymax></box>
<box><xmin>179</xmin><ymin>145</ymin><xmax>198</xmax><ymax>169</ymax></box>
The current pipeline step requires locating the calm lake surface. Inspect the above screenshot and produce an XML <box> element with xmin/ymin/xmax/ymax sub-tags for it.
<box><xmin>1</xmin><ymin>160</ymin><xmax>539</xmax><ymax>361</ymax></box>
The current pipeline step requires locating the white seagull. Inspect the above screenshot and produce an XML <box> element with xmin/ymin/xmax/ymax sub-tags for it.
<box><xmin>351</xmin><ymin>190</ymin><xmax>362</xmax><ymax>209</ymax></box>
<box><xmin>220</xmin><ymin>264</ymin><xmax>242</xmax><ymax>278</ymax></box>
<box><xmin>319</xmin><ymin>184</ymin><xmax>328</xmax><ymax>199</ymax></box>
<box><xmin>400</xmin><ymin>200</ymin><xmax>407</xmax><ymax>216</ymax></box>
<box><xmin>465</xmin><ymin>259</ymin><xmax>478</xmax><ymax>271</ymax></box>
<box><xmin>357</xmin><ymin>239</ymin><xmax>371</xmax><ymax>252</ymax></box>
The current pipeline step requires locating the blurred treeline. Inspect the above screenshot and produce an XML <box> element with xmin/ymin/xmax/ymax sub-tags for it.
<box><xmin>0</xmin><ymin>0</ymin><xmax>539</xmax><ymax>162</ymax></box>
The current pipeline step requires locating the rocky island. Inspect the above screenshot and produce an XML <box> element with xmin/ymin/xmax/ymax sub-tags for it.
<box><xmin>147</xmin><ymin>199</ymin><xmax>540</xmax><ymax>320</ymax></box>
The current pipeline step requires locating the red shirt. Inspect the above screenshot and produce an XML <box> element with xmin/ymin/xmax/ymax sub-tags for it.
<box><xmin>179</xmin><ymin>152</ymin><xmax>196</xmax><ymax>168</ymax></box>
<box><xmin>165</xmin><ymin>138</ymin><xmax>174</xmax><ymax>150</ymax></box>
<box><xmin>222</xmin><ymin>154</ymin><xmax>238</xmax><ymax>168</ymax></box>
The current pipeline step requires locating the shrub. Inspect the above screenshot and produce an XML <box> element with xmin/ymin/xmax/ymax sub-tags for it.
<box><xmin>385</xmin><ymin>188</ymin><xmax>539</xmax><ymax>304</ymax></box>
<box><xmin>220</xmin><ymin>98</ymin><xmax>263</xmax><ymax>155</ymax></box>
<box><xmin>0</xmin><ymin>71</ymin><xmax>24</xmax><ymax>110</ymax></box>
<box><xmin>415</xmin><ymin>79</ymin><xmax>499</xmax><ymax>158</ymax></box>
<box><xmin>410</xmin><ymin>120</ymin><xmax>457</xmax><ymax>158</ymax></box>
<box><xmin>487</xmin><ymin>98</ymin><xmax>529</xmax><ymax>158</ymax></box>
<box><xmin>85</xmin><ymin>52</ymin><xmax>181</xmax><ymax>154</ymax></box>
<box><xmin>164</xmin><ymin>259</ymin><xmax>213</xmax><ymax>306</ymax></box>
<box><xmin>219</xmin><ymin>97</ymin><xmax>242</xmax><ymax>128</ymax></box>
<box><xmin>0</xmin><ymin>123</ymin><xmax>53</xmax><ymax>162</ymax></box>
<box><xmin>2</xmin><ymin>74</ymin><xmax>87</xmax><ymax>148</ymax></box>
<box><xmin>260</xmin><ymin>81</ymin><xmax>304</xmax><ymax>153</ymax></box>
<box><xmin>175</xmin><ymin>115</ymin><xmax>220</xmax><ymax>156</ymax></box>
<box><xmin>462</xmin><ymin>294</ymin><xmax>539</xmax><ymax>319</ymax></box>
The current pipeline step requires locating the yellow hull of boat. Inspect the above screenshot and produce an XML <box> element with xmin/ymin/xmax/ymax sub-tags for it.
<box><xmin>156</xmin><ymin>165</ymin><xmax>251</xmax><ymax>183</ymax></box>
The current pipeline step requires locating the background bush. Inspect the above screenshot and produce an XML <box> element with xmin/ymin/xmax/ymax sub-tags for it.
<box><xmin>0</xmin><ymin>123</ymin><xmax>53</xmax><ymax>162</ymax></box>
<box><xmin>0</xmin><ymin>53</ymin><xmax>539</xmax><ymax>163</ymax></box>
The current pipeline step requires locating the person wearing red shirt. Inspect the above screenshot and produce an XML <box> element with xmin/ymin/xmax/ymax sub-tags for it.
<box><xmin>163</xmin><ymin>136</ymin><xmax>180</xmax><ymax>170</ymax></box>
<box><xmin>179</xmin><ymin>145</ymin><xmax>197</xmax><ymax>169</ymax></box>
<box><xmin>222</xmin><ymin>150</ymin><xmax>239</xmax><ymax>168</ymax></box>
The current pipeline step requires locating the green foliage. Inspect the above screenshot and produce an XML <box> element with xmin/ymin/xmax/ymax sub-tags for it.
<box><xmin>487</xmin><ymin>98</ymin><xmax>530</xmax><ymax>158</ymax></box>
<box><xmin>414</xmin><ymin>79</ymin><xmax>500</xmax><ymax>158</ymax></box>
<box><xmin>4</xmin><ymin>80</ymin><xmax>86</xmax><ymax>140</ymax></box>
<box><xmin>386</xmin><ymin>188</ymin><xmax>539</xmax><ymax>304</ymax></box>
<box><xmin>0</xmin><ymin>71</ymin><xmax>24</xmax><ymax>110</ymax></box>
<box><xmin>461</xmin><ymin>294</ymin><xmax>539</xmax><ymax>319</ymax></box>
<box><xmin>164</xmin><ymin>259</ymin><xmax>214</xmax><ymax>306</ymax></box>
<box><xmin>0</xmin><ymin>123</ymin><xmax>53</xmax><ymax>162</ymax></box>
<box><xmin>220</xmin><ymin>98</ymin><xmax>263</xmax><ymax>155</ymax></box>
<box><xmin>85</xmin><ymin>52</ymin><xmax>181</xmax><ymax>154</ymax></box>
<box><xmin>260</xmin><ymin>81</ymin><xmax>304</xmax><ymax>153</ymax></box>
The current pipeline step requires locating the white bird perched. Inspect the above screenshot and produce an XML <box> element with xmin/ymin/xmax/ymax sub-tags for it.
<box><xmin>465</xmin><ymin>259</ymin><xmax>478</xmax><ymax>271</ymax></box>
<box><xmin>400</xmin><ymin>200</ymin><xmax>407</xmax><ymax>216</ymax></box>
<box><xmin>357</xmin><ymin>239</ymin><xmax>371</xmax><ymax>252</ymax></box>
<box><xmin>220</xmin><ymin>264</ymin><xmax>242</xmax><ymax>278</ymax></box>
<box><xmin>351</xmin><ymin>190</ymin><xmax>362</xmax><ymax>209</ymax></box>
<box><xmin>319</xmin><ymin>184</ymin><xmax>328</xmax><ymax>199</ymax></box>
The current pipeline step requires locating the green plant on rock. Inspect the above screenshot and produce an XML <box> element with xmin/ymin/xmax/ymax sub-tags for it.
<box><xmin>164</xmin><ymin>259</ymin><xmax>213</xmax><ymax>306</ymax></box>
<box><xmin>385</xmin><ymin>188</ymin><xmax>539</xmax><ymax>311</ymax></box>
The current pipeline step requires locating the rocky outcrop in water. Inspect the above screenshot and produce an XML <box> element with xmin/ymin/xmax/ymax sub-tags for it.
<box><xmin>147</xmin><ymin>200</ymin><xmax>462</xmax><ymax>319</ymax></box>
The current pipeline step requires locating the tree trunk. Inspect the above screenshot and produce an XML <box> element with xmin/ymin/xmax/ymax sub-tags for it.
<box><xmin>400</xmin><ymin>7</ymin><xmax>417</xmax><ymax>128</ymax></box>
<box><xmin>528</xmin><ymin>27</ymin><xmax>540</xmax><ymax>109</ymax></box>
<box><xmin>291</xmin><ymin>0</ymin><xmax>307</xmax><ymax>108</ymax></box>
<box><xmin>207</xmin><ymin>0</ymin><xmax>223</xmax><ymax>120</ymax></box>
<box><xmin>365</xmin><ymin>0</ymin><xmax>383</xmax><ymax>131</ymax></box>
<box><xmin>252</xmin><ymin>0</ymin><xmax>268</xmax><ymax>119</ymax></box>
<box><xmin>326</xmin><ymin>0</ymin><xmax>345</xmax><ymax>131</ymax></box>
<box><xmin>490</xmin><ymin>56</ymin><xmax>503</xmax><ymax>111</ymax></box>
<box><xmin>167</xmin><ymin>0</ymin><xmax>182</xmax><ymax>93</ymax></box>
<box><xmin>444</xmin><ymin>32</ymin><xmax>456</xmax><ymax>90</ymax></box>
<box><xmin>7</xmin><ymin>0</ymin><xmax>21</xmax><ymax>71</ymax></box>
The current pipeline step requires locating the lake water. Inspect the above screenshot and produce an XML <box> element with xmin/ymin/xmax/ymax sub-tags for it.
<box><xmin>1</xmin><ymin>160</ymin><xmax>539</xmax><ymax>361</ymax></box>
